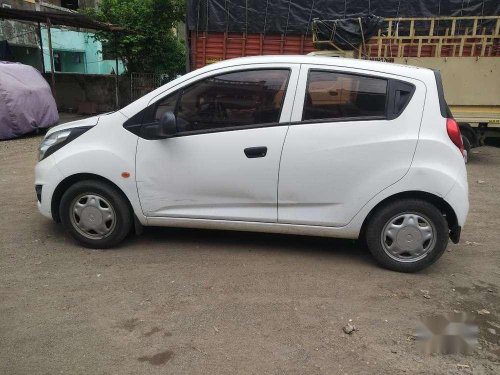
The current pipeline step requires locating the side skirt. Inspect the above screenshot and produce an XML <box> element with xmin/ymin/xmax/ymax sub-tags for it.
<box><xmin>145</xmin><ymin>216</ymin><xmax>359</xmax><ymax>239</ymax></box>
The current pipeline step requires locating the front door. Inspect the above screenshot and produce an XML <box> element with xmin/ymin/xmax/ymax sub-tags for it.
<box><xmin>136</xmin><ymin>66</ymin><xmax>298</xmax><ymax>222</ymax></box>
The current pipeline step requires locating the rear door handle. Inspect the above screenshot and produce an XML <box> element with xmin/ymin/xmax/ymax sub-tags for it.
<box><xmin>244</xmin><ymin>146</ymin><xmax>268</xmax><ymax>158</ymax></box>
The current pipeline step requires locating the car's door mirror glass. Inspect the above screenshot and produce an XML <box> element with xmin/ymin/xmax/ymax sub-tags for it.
<box><xmin>138</xmin><ymin>110</ymin><xmax>177</xmax><ymax>140</ymax></box>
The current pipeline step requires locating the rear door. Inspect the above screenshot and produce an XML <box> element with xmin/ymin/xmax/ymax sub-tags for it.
<box><xmin>278</xmin><ymin>64</ymin><xmax>426</xmax><ymax>226</ymax></box>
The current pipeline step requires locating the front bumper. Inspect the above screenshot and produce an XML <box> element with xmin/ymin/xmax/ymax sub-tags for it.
<box><xmin>449</xmin><ymin>225</ymin><xmax>461</xmax><ymax>244</ymax></box>
<box><xmin>35</xmin><ymin>184</ymin><xmax>42</xmax><ymax>202</ymax></box>
<box><xmin>35</xmin><ymin>156</ymin><xmax>64</xmax><ymax>220</ymax></box>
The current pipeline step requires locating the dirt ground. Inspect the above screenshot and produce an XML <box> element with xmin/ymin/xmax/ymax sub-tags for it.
<box><xmin>0</xmin><ymin>128</ymin><xmax>499</xmax><ymax>374</ymax></box>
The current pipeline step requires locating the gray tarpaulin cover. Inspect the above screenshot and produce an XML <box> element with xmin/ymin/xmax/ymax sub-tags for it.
<box><xmin>0</xmin><ymin>62</ymin><xmax>58</xmax><ymax>140</ymax></box>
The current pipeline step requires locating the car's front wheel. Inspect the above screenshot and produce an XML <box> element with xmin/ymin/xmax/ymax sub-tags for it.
<box><xmin>59</xmin><ymin>180</ymin><xmax>132</xmax><ymax>248</ymax></box>
<box><xmin>365</xmin><ymin>199</ymin><xmax>449</xmax><ymax>272</ymax></box>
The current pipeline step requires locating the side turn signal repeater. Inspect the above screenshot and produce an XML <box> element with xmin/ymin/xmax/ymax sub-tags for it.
<box><xmin>121</xmin><ymin>172</ymin><xmax>130</xmax><ymax>178</ymax></box>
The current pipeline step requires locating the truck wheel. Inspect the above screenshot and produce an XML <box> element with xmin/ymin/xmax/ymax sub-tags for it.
<box><xmin>365</xmin><ymin>199</ymin><xmax>449</xmax><ymax>272</ymax></box>
<box><xmin>59</xmin><ymin>180</ymin><xmax>132</xmax><ymax>249</ymax></box>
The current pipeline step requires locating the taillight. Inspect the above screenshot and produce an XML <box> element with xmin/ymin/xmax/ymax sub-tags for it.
<box><xmin>446</xmin><ymin>118</ymin><xmax>465</xmax><ymax>157</ymax></box>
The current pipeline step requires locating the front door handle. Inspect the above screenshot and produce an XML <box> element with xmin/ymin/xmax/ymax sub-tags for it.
<box><xmin>244</xmin><ymin>146</ymin><xmax>268</xmax><ymax>158</ymax></box>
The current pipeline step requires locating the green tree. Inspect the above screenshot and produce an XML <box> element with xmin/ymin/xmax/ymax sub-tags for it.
<box><xmin>86</xmin><ymin>0</ymin><xmax>186</xmax><ymax>76</ymax></box>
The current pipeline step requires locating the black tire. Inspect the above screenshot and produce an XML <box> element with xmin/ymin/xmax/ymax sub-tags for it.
<box><xmin>59</xmin><ymin>180</ymin><xmax>132</xmax><ymax>249</ymax></box>
<box><xmin>365</xmin><ymin>199</ymin><xmax>449</xmax><ymax>272</ymax></box>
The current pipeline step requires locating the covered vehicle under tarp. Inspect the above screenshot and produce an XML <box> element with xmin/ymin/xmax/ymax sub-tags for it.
<box><xmin>0</xmin><ymin>61</ymin><xmax>59</xmax><ymax>140</ymax></box>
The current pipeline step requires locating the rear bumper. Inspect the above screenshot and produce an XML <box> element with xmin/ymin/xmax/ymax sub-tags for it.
<box><xmin>444</xmin><ymin>173</ymin><xmax>469</xmax><ymax>244</ymax></box>
<box><xmin>444</xmin><ymin>180</ymin><xmax>469</xmax><ymax>228</ymax></box>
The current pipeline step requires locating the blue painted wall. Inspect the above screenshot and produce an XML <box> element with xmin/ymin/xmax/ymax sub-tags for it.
<box><xmin>41</xmin><ymin>27</ymin><xmax>125</xmax><ymax>75</ymax></box>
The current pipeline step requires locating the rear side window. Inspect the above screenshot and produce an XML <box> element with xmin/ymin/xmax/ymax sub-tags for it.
<box><xmin>175</xmin><ymin>69</ymin><xmax>290</xmax><ymax>132</ymax></box>
<box><xmin>387</xmin><ymin>80</ymin><xmax>415</xmax><ymax>120</ymax></box>
<box><xmin>303</xmin><ymin>70</ymin><xmax>387</xmax><ymax>121</ymax></box>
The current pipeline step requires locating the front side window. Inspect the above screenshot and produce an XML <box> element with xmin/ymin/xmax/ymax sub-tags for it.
<box><xmin>303</xmin><ymin>70</ymin><xmax>387</xmax><ymax>121</ymax></box>
<box><xmin>170</xmin><ymin>69</ymin><xmax>289</xmax><ymax>132</ymax></box>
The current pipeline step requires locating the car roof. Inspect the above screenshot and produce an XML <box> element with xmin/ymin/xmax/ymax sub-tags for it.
<box><xmin>206</xmin><ymin>55</ymin><xmax>429</xmax><ymax>76</ymax></box>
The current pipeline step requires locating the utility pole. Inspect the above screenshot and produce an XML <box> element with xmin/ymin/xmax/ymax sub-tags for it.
<box><xmin>114</xmin><ymin>33</ymin><xmax>119</xmax><ymax>109</ymax></box>
<box><xmin>37</xmin><ymin>22</ymin><xmax>45</xmax><ymax>73</ymax></box>
<box><xmin>46</xmin><ymin>18</ymin><xmax>56</xmax><ymax>99</ymax></box>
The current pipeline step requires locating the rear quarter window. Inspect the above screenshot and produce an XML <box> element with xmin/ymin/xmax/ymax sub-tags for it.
<box><xmin>386</xmin><ymin>79</ymin><xmax>416</xmax><ymax>120</ymax></box>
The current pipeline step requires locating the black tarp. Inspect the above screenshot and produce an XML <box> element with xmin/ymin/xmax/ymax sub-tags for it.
<box><xmin>187</xmin><ymin>0</ymin><xmax>500</xmax><ymax>35</ymax></box>
<box><xmin>314</xmin><ymin>15</ymin><xmax>384</xmax><ymax>49</ymax></box>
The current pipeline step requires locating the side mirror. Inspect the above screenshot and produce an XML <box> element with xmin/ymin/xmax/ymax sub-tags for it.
<box><xmin>158</xmin><ymin>111</ymin><xmax>177</xmax><ymax>137</ymax></box>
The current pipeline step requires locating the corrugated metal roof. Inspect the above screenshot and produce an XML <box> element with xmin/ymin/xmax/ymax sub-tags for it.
<box><xmin>0</xmin><ymin>7</ymin><xmax>123</xmax><ymax>32</ymax></box>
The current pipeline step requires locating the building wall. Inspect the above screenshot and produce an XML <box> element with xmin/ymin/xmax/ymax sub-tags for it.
<box><xmin>41</xmin><ymin>27</ymin><xmax>125</xmax><ymax>74</ymax></box>
<box><xmin>0</xmin><ymin>1</ymin><xmax>36</xmax><ymax>11</ymax></box>
<box><xmin>1</xmin><ymin>0</ymin><xmax>98</xmax><ymax>10</ymax></box>
<box><xmin>1</xmin><ymin>22</ymin><xmax>125</xmax><ymax>74</ymax></box>
<box><xmin>0</xmin><ymin>19</ymin><xmax>39</xmax><ymax>48</ymax></box>
<box><xmin>1</xmin><ymin>0</ymin><xmax>124</xmax><ymax>74</ymax></box>
<box><xmin>42</xmin><ymin>0</ymin><xmax>62</xmax><ymax>7</ymax></box>
<box><xmin>78</xmin><ymin>0</ymin><xmax>99</xmax><ymax>8</ymax></box>
<box><xmin>41</xmin><ymin>0</ymin><xmax>99</xmax><ymax>10</ymax></box>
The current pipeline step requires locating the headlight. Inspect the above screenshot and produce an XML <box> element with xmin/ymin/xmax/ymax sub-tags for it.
<box><xmin>38</xmin><ymin>127</ymin><xmax>91</xmax><ymax>161</ymax></box>
<box><xmin>38</xmin><ymin>130</ymin><xmax>71</xmax><ymax>160</ymax></box>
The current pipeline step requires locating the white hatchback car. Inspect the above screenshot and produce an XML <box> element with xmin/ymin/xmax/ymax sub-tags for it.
<box><xmin>35</xmin><ymin>56</ymin><xmax>468</xmax><ymax>272</ymax></box>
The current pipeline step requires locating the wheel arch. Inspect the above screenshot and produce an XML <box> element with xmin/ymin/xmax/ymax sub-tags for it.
<box><xmin>51</xmin><ymin>173</ymin><xmax>134</xmax><ymax>223</ymax></box>
<box><xmin>359</xmin><ymin>190</ymin><xmax>458</xmax><ymax>240</ymax></box>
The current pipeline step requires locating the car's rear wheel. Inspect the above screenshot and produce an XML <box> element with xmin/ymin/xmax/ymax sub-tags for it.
<box><xmin>59</xmin><ymin>180</ymin><xmax>132</xmax><ymax>248</ymax></box>
<box><xmin>365</xmin><ymin>199</ymin><xmax>449</xmax><ymax>272</ymax></box>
